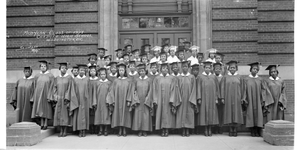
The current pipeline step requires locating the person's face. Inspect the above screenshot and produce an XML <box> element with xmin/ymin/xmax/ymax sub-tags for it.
<box><xmin>118</xmin><ymin>67</ymin><xmax>125</xmax><ymax>76</ymax></box>
<box><xmin>182</xmin><ymin>63</ymin><xmax>189</xmax><ymax>73</ymax></box>
<box><xmin>160</xmin><ymin>54</ymin><xmax>167</xmax><ymax>61</ymax></box>
<box><xmin>72</xmin><ymin>68</ymin><xmax>78</xmax><ymax>76</ymax></box>
<box><xmin>161</xmin><ymin>65</ymin><xmax>168</xmax><ymax>75</ymax></box>
<box><xmin>134</xmin><ymin>51</ymin><xmax>140</xmax><ymax>57</ymax></box>
<box><xmin>197</xmin><ymin>55</ymin><xmax>203</xmax><ymax>62</ymax></box>
<box><xmin>90</xmin><ymin>68</ymin><xmax>96</xmax><ymax>77</ymax></box>
<box><xmin>215</xmin><ymin>56</ymin><xmax>222</xmax><ymax>63</ymax></box>
<box><xmin>270</xmin><ymin>68</ymin><xmax>278</xmax><ymax>79</ymax></box>
<box><xmin>150</xmin><ymin>65</ymin><xmax>157</xmax><ymax>73</ymax></box>
<box><xmin>141</xmin><ymin>56</ymin><xmax>148</xmax><ymax>63</ymax></box>
<box><xmin>99</xmin><ymin>70</ymin><xmax>106</xmax><ymax>80</ymax></box>
<box><xmin>171</xmin><ymin>64</ymin><xmax>179</xmax><ymax>73</ymax></box>
<box><xmin>209</xmin><ymin>53</ymin><xmax>215</xmax><ymax>59</ymax></box>
<box><xmin>184</xmin><ymin>43</ymin><xmax>190</xmax><ymax>49</ymax></box>
<box><xmin>98</xmin><ymin>50</ymin><xmax>105</xmax><ymax>58</ymax></box>
<box><xmin>104</xmin><ymin>58</ymin><xmax>110</xmax><ymax>65</ymax></box>
<box><xmin>139</xmin><ymin>68</ymin><xmax>146</xmax><ymax>77</ymax></box>
<box><xmin>251</xmin><ymin>66</ymin><xmax>259</xmax><ymax>76</ymax></box>
<box><xmin>191</xmin><ymin>50</ymin><xmax>197</xmax><ymax>56</ymax></box>
<box><xmin>117</xmin><ymin>51</ymin><xmax>123</xmax><ymax>58</ymax></box>
<box><xmin>228</xmin><ymin>65</ymin><xmax>237</xmax><ymax>75</ymax></box>
<box><xmin>214</xmin><ymin>65</ymin><xmax>221</xmax><ymax>75</ymax></box>
<box><xmin>204</xmin><ymin>65</ymin><xmax>211</xmax><ymax>74</ymax></box>
<box><xmin>178</xmin><ymin>52</ymin><xmax>184</xmax><ymax>60</ymax></box>
<box><xmin>170</xmin><ymin>50</ymin><xmax>175</xmax><ymax>56</ymax></box>
<box><xmin>164</xmin><ymin>46</ymin><xmax>169</xmax><ymax>53</ymax></box>
<box><xmin>24</xmin><ymin>69</ymin><xmax>32</xmax><ymax>78</ymax></box>
<box><xmin>145</xmin><ymin>46</ymin><xmax>150</xmax><ymax>53</ymax></box>
<box><xmin>40</xmin><ymin>63</ymin><xmax>47</xmax><ymax>72</ymax></box>
<box><xmin>127</xmin><ymin>46</ymin><xmax>132</xmax><ymax>53</ymax></box>
<box><xmin>60</xmin><ymin>65</ymin><xmax>67</xmax><ymax>74</ymax></box>
<box><xmin>154</xmin><ymin>51</ymin><xmax>159</xmax><ymax>56</ymax></box>
<box><xmin>110</xmin><ymin>65</ymin><xmax>117</xmax><ymax>74</ymax></box>
<box><xmin>123</xmin><ymin>56</ymin><xmax>129</xmax><ymax>63</ymax></box>
<box><xmin>79</xmin><ymin>68</ymin><xmax>85</xmax><ymax>76</ymax></box>
<box><xmin>129</xmin><ymin>64</ymin><xmax>135</xmax><ymax>72</ymax></box>
<box><xmin>192</xmin><ymin>67</ymin><xmax>199</xmax><ymax>76</ymax></box>
<box><xmin>90</xmin><ymin>57</ymin><xmax>97</xmax><ymax>63</ymax></box>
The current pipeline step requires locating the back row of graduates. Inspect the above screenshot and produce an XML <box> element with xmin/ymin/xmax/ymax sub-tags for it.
<box><xmin>10</xmin><ymin>45</ymin><xmax>287</xmax><ymax>138</ymax></box>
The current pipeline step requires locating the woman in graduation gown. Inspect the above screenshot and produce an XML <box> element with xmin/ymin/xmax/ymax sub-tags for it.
<box><xmin>88</xmin><ymin>65</ymin><xmax>99</xmax><ymax>134</ymax></box>
<box><xmin>49</xmin><ymin>62</ymin><xmax>78</xmax><ymax>137</ymax></box>
<box><xmin>106</xmin><ymin>62</ymin><xmax>133</xmax><ymax>137</ymax></box>
<box><xmin>73</xmin><ymin>64</ymin><xmax>91</xmax><ymax>137</ymax></box>
<box><xmin>196</xmin><ymin>61</ymin><xmax>220</xmax><ymax>136</ymax></box>
<box><xmin>107</xmin><ymin>61</ymin><xmax>118</xmax><ymax>82</ymax></box>
<box><xmin>175</xmin><ymin>60</ymin><xmax>197</xmax><ymax>137</ymax></box>
<box><xmin>31</xmin><ymin>60</ymin><xmax>55</xmax><ymax>130</ymax></box>
<box><xmin>10</xmin><ymin>66</ymin><xmax>35</xmax><ymax>122</ymax></box>
<box><xmin>264</xmin><ymin>65</ymin><xmax>287</xmax><ymax>122</ymax></box>
<box><xmin>242</xmin><ymin>62</ymin><xmax>273</xmax><ymax>137</ymax></box>
<box><xmin>152</xmin><ymin>62</ymin><xmax>181</xmax><ymax>137</ymax></box>
<box><xmin>220</xmin><ymin>61</ymin><xmax>244</xmax><ymax>137</ymax></box>
<box><xmin>131</xmin><ymin>64</ymin><xmax>153</xmax><ymax>137</ymax></box>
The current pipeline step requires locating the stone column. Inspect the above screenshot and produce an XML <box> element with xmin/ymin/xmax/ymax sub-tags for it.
<box><xmin>192</xmin><ymin>0</ymin><xmax>212</xmax><ymax>53</ymax></box>
<box><xmin>98</xmin><ymin>0</ymin><xmax>118</xmax><ymax>57</ymax></box>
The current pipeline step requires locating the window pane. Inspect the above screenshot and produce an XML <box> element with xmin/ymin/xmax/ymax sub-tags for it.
<box><xmin>178</xmin><ymin>17</ymin><xmax>189</xmax><ymax>27</ymax></box>
<box><xmin>172</xmin><ymin>17</ymin><xmax>180</xmax><ymax>28</ymax></box>
<box><xmin>141</xmin><ymin>39</ymin><xmax>149</xmax><ymax>46</ymax></box>
<box><xmin>161</xmin><ymin>38</ymin><xmax>170</xmax><ymax>45</ymax></box>
<box><xmin>122</xmin><ymin>18</ymin><xmax>130</xmax><ymax>29</ymax></box>
<box><xmin>130</xmin><ymin>18</ymin><xmax>139</xmax><ymax>28</ymax></box>
<box><xmin>139</xmin><ymin>18</ymin><xmax>148</xmax><ymax>28</ymax></box>
<box><xmin>178</xmin><ymin>38</ymin><xmax>187</xmax><ymax>46</ymax></box>
<box><xmin>164</xmin><ymin>17</ymin><xmax>172</xmax><ymax>28</ymax></box>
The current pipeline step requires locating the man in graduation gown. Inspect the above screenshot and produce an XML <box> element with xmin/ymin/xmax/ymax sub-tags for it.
<box><xmin>97</xmin><ymin>48</ymin><xmax>107</xmax><ymax>68</ymax></box>
<box><xmin>175</xmin><ymin>60</ymin><xmax>197</xmax><ymax>137</ymax></box>
<box><xmin>152</xmin><ymin>62</ymin><xmax>181</xmax><ymax>137</ymax></box>
<box><xmin>196</xmin><ymin>61</ymin><xmax>220</xmax><ymax>136</ymax></box>
<box><xmin>49</xmin><ymin>62</ymin><xmax>78</xmax><ymax>137</ymax></box>
<box><xmin>10</xmin><ymin>66</ymin><xmax>35</xmax><ymax>122</ymax></box>
<box><xmin>72</xmin><ymin>64</ymin><xmax>91</xmax><ymax>137</ymax></box>
<box><xmin>242</xmin><ymin>62</ymin><xmax>274</xmax><ymax>137</ymax></box>
<box><xmin>31</xmin><ymin>60</ymin><xmax>55</xmax><ymax>130</ymax></box>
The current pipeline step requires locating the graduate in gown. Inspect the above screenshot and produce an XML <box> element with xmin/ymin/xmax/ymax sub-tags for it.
<box><xmin>187</xmin><ymin>45</ymin><xmax>199</xmax><ymax>66</ymax></box>
<box><xmin>170</xmin><ymin>61</ymin><xmax>181</xmax><ymax>78</ymax></box>
<box><xmin>31</xmin><ymin>60</ymin><xmax>54</xmax><ymax>130</ymax></box>
<box><xmin>106</xmin><ymin>62</ymin><xmax>132</xmax><ymax>136</ymax></box>
<box><xmin>213</xmin><ymin>62</ymin><xmax>224</xmax><ymax>134</ymax></box>
<box><xmin>127</xmin><ymin>60</ymin><xmax>139</xmax><ymax>81</ymax></box>
<box><xmin>71</xmin><ymin>66</ymin><xmax>79</xmax><ymax>78</ymax></box>
<box><xmin>183</xmin><ymin>41</ymin><xmax>192</xmax><ymax>59</ymax></box>
<box><xmin>215</xmin><ymin>52</ymin><xmax>226</xmax><ymax>75</ymax></box>
<box><xmin>190</xmin><ymin>63</ymin><xmax>201</xmax><ymax>135</ymax></box>
<box><xmin>131</xmin><ymin>64</ymin><xmax>153</xmax><ymax>136</ymax></box>
<box><xmin>177</xmin><ymin>49</ymin><xmax>185</xmax><ymax>73</ymax></box>
<box><xmin>10</xmin><ymin>66</ymin><xmax>35</xmax><ymax>122</ymax></box>
<box><xmin>93</xmin><ymin>68</ymin><xmax>111</xmax><ymax>136</ymax></box>
<box><xmin>148</xmin><ymin>62</ymin><xmax>159</xmax><ymax>81</ymax></box>
<box><xmin>167</xmin><ymin>46</ymin><xmax>180</xmax><ymax>64</ymax></box>
<box><xmin>264</xmin><ymin>65</ymin><xmax>287</xmax><ymax>122</ymax></box>
<box><xmin>220</xmin><ymin>61</ymin><xmax>244</xmax><ymax>137</ymax></box>
<box><xmin>73</xmin><ymin>64</ymin><xmax>91</xmax><ymax>137</ymax></box>
<box><xmin>88</xmin><ymin>65</ymin><xmax>98</xmax><ymax>134</ymax></box>
<box><xmin>115</xmin><ymin>48</ymin><xmax>124</xmax><ymax>61</ymax></box>
<box><xmin>150</xmin><ymin>46</ymin><xmax>161</xmax><ymax>64</ymax></box>
<box><xmin>152</xmin><ymin>62</ymin><xmax>181</xmax><ymax>137</ymax></box>
<box><xmin>107</xmin><ymin>61</ymin><xmax>118</xmax><ymax>82</ymax></box>
<box><xmin>50</xmin><ymin>62</ymin><xmax>78</xmax><ymax>137</ymax></box>
<box><xmin>196</xmin><ymin>61</ymin><xmax>220</xmax><ymax>136</ymax></box>
<box><xmin>140</xmin><ymin>53</ymin><xmax>150</xmax><ymax>72</ymax></box>
<box><xmin>97</xmin><ymin>48</ymin><xmax>107</xmax><ymax>68</ymax></box>
<box><xmin>175</xmin><ymin>60</ymin><xmax>197</xmax><ymax>137</ymax></box>
<box><xmin>242</xmin><ymin>62</ymin><xmax>274</xmax><ymax>137</ymax></box>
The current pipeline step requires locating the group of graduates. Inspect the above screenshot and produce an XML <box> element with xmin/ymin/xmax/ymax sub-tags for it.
<box><xmin>10</xmin><ymin>43</ymin><xmax>288</xmax><ymax>138</ymax></box>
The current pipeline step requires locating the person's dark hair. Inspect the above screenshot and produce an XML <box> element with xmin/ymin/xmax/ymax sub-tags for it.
<box><xmin>39</xmin><ymin>63</ymin><xmax>48</xmax><ymax>70</ymax></box>
<box><xmin>59</xmin><ymin>65</ymin><xmax>68</xmax><ymax>70</ymax></box>
<box><xmin>269</xmin><ymin>70</ymin><xmax>279</xmax><ymax>76</ymax></box>
<box><xmin>228</xmin><ymin>64</ymin><xmax>238</xmax><ymax>71</ymax></box>
<box><xmin>137</xmin><ymin>68</ymin><xmax>148</xmax><ymax>76</ymax></box>
<box><xmin>24</xmin><ymin>68</ymin><xmax>33</xmax><ymax>74</ymax></box>
<box><xmin>250</xmin><ymin>66</ymin><xmax>259</xmax><ymax>72</ymax></box>
<box><xmin>117</xmin><ymin>66</ymin><xmax>128</xmax><ymax>78</ymax></box>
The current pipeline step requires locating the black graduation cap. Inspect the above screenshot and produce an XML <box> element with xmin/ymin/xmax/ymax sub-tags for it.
<box><xmin>160</xmin><ymin>51</ymin><xmax>167</xmax><ymax>56</ymax></box>
<box><xmin>247</xmin><ymin>62</ymin><xmax>261</xmax><ymax>67</ymax></box>
<box><xmin>140</xmin><ymin>53</ymin><xmax>147</xmax><ymax>57</ymax></box>
<box><xmin>57</xmin><ymin>62</ymin><xmax>69</xmax><ymax>67</ymax></box>
<box><xmin>132</xmin><ymin>49</ymin><xmax>140</xmax><ymax>53</ymax></box>
<box><xmin>215</xmin><ymin>52</ymin><xmax>224</xmax><ymax>57</ymax></box>
<box><xmin>213</xmin><ymin>62</ymin><xmax>222</xmax><ymax>67</ymax></box>
<box><xmin>117</xmin><ymin>62</ymin><xmax>127</xmax><ymax>68</ymax></box>
<box><xmin>183</xmin><ymin>41</ymin><xmax>191</xmax><ymax>44</ymax></box>
<box><xmin>191</xmin><ymin>63</ymin><xmax>200</xmax><ymax>68</ymax></box>
<box><xmin>124</xmin><ymin>44</ymin><xmax>133</xmax><ymax>48</ymax></box>
<box><xmin>197</xmin><ymin>52</ymin><xmax>204</xmax><ymax>56</ymax></box>
<box><xmin>87</xmin><ymin>53</ymin><xmax>97</xmax><ymax>57</ymax></box>
<box><xmin>226</xmin><ymin>60</ymin><xmax>238</xmax><ymax>66</ymax></box>
<box><xmin>104</xmin><ymin>55</ymin><xmax>112</xmax><ymax>59</ymax></box>
<box><xmin>136</xmin><ymin>63</ymin><xmax>146</xmax><ymax>69</ymax></box>
<box><xmin>150</xmin><ymin>61</ymin><xmax>158</xmax><ymax>67</ymax></box>
<box><xmin>122</xmin><ymin>53</ymin><xmax>129</xmax><ymax>58</ymax></box>
<box><xmin>89</xmin><ymin>65</ymin><xmax>97</xmax><ymax>69</ymax></box>
<box><xmin>76</xmin><ymin>64</ymin><xmax>87</xmax><ymax>69</ymax></box>
<box><xmin>98</xmin><ymin>67</ymin><xmax>107</xmax><ymax>72</ymax></box>
<box><xmin>115</xmin><ymin>48</ymin><xmax>123</xmax><ymax>52</ymax></box>
<box><xmin>72</xmin><ymin>65</ymin><xmax>79</xmax><ymax>69</ymax></box>
<box><xmin>142</xmin><ymin>44</ymin><xmax>151</xmax><ymax>47</ymax></box>
<box><xmin>98</xmin><ymin>48</ymin><xmax>107</xmax><ymax>51</ymax></box>
<box><xmin>129</xmin><ymin>60</ymin><xmax>136</xmax><ymax>65</ymax></box>
<box><xmin>169</xmin><ymin>61</ymin><xmax>178</xmax><ymax>66</ymax></box>
<box><xmin>38</xmin><ymin>60</ymin><xmax>51</xmax><ymax>64</ymax></box>
<box><xmin>107</xmin><ymin>61</ymin><xmax>118</xmax><ymax>66</ymax></box>
<box><xmin>265</xmin><ymin>65</ymin><xmax>280</xmax><ymax>70</ymax></box>
<box><xmin>23</xmin><ymin>66</ymin><xmax>32</xmax><ymax>70</ymax></box>
<box><xmin>160</xmin><ymin>62</ymin><xmax>169</xmax><ymax>67</ymax></box>
<box><xmin>176</xmin><ymin>49</ymin><xmax>184</xmax><ymax>54</ymax></box>
<box><xmin>180</xmin><ymin>60</ymin><xmax>189</xmax><ymax>65</ymax></box>
<box><xmin>202</xmin><ymin>61</ymin><xmax>213</xmax><ymax>66</ymax></box>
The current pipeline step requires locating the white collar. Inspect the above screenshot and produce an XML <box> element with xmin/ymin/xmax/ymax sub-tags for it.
<box><xmin>77</xmin><ymin>75</ymin><xmax>86</xmax><ymax>79</ymax></box>
<box><xmin>23</xmin><ymin>76</ymin><xmax>34</xmax><ymax>79</ymax></box>
<box><xmin>171</xmin><ymin>73</ymin><xmax>181</xmax><ymax>77</ymax></box>
<box><xmin>202</xmin><ymin>72</ymin><xmax>211</xmax><ymax>76</ymax></box>
<box><xmin>139</xmin><ymin>76</ymin><xmax>148</xmax><ymax>80</ymax></box>
<box><xmin>116</xmin><ymin>57</ymin><xmax>123</xmax><ymax>60</ymax></box>
<box><xmin>99</xmin><ymin>79</ymin><xmax>108</xmax><ymax>82</ymax></box>
<box><xmin>128</xmin><ymin>71</ymin><xmax>138</xmax><ymax>76</ymax></box>
<box><xmin>109</xmin><ymin>73</ymin><xmax>117</xmax><ymax>77</ymax></box>
<box><xmin>269</xmin><ymin>76</ymin><xmax>279</xmax><ymax>81</ymax></box>
<box><xmin>181</xmin><ymin>72</ymin><xmax>191</xmax><ymax>77</ymax></box>
<box><xmin>90</xmin><ymin>76</ymin><xmax>98</xmax><ymax>80</ymax></box>
<box><xmin>40</xmin><ymin>71</ymin><xmax>49</xmax><ymax>74</ymax></box>
<box><xmin>118</xmin><ymin>77</ymin><xmax>127</xmax><ymax>79</ymax></box>
<box><xmin>87</xmin><ymin>63</ymin><xmax>96</xmax><ymax>66</ymax></box>
<box><xmin>249</xmin><ymin>74</ymin><xmax>259</xmax><ymax>78</ymax></box>
<box><xmin>149</xmin><ymin>72</ymin><xmax>159</xmax><ymax>75</ymax></box>
<box><xmin>98</xmin><ymin>57</ymin><xmax>104</xmax><ymax>60</ymax></box>
<box><xmin>159</xmin><ymin>73</ymin><xmax>170</xmax><ymax>77</ymax></box>
<box><xmin>59</xmin><ymin>73</ymin><xmax>69</xmax><ymax>77</ymax></box>
<box><xmin>228</xmin><ymin>72</ymin><xmax>238</xmax><ymax>76</ymax></box>
<box><xmin>214</xmin><ymin>73</ymin><xmax>222</xmax><ymax>77</ymax></box>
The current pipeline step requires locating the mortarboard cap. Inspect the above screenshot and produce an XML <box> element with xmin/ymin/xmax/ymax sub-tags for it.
<box><xmin>160</xmin><ymin>51</ymin><xmax>167</xmax><ymax>55</ymax></box>
<box><xmin>265</xmin><ymin>65</ymin><xmax>280</xmax><ymax>70</ymax></box>
<box><xmin>215</xmin><ymin>52</ymin><xmax>224</xmax><ymax>57</ymax></box>
<box><xmin>104</xmin><ymin>55</ymin><xmax>112</xmax><ymax>59</ymax></box>
<box><xmin>38</xmin><ymin>60</ymin><xmax>51</xmax><ymax>64</ymax></box>
<box><xmin>191</xmin><ymin>63</ymin><xmax>200</xmax><ymax>68</ymax></box>
<box><xmin>197</xmin><ymin>52</ymin><xmax>204</xmax><ymax>56</ymax></box>
<box><xmin>115</xmin><ymin>48</ymin><xmax>123</xmax><ymax>52</ymax></box>
<box><xmin>98</xmin><ymin>48</ymin><xmax>107</xmax><ymax>51</ymax></box>
<box><xmin>24</xmin><ymin>66</ymin><xmax>32</xmax><ymax>70</ymax></box>
<box><xmin>117</xmin><ymin>62</ymin><xmax>127</xmax><ymax>68</ymax></box>
<box><xmin>207</xmin><ymin>48</ymin><xmax>217</xmax><ymax>53</ymax></box>
<box><xmin>169</xmin><ymin>61</ymin><xmax>178</xmax><ymax>66</ymax></box>
<box><xmin>98</xmin><ymin>67</ymin><xmax>107</xmax><ymax>72</ymax></box>
<box><xmin>122</xmin><ymin>53</ymin><xmax>129</xmax><ymax>58</ymax></box>
<box><xmin>183</xmin><ymin>41</ymin><xmax>191</xmax><ymax>44</ymax></box>
<box><xmin>151</xmin><ymin>46</ymin><xmax>162</xmax><ymax>52</ymax></box>
<box><xmin>89</xmin><ymin>65</ymin><xmax>97</xmax><ymax>69</ymax></box>
<box><xmin>136</xmin><ymin>63</ymin><xmax>146</xmax><ymax>69</ymax></box>
<box><xmin>142</xmin><ymin>44</ymin><xmax>151</xmax><ymax>47</ymax></box>
<box><xmin>160</xmin><ymin>62</ymin><xmax>169</xmax><ymax>67</ymax></box>
<box><xmin>72</xmin><ymin>65</ymin><xmax>79</xmax><ymax>69</ymax></box>
<box><xmin>213</xmin><ymin>62</ymin><xmax>222</xmax><ymax>67</ymax></box>
<box><xmin>87</xmin><ymin>53</ymin><xmax>97</xmax><ymax>57</ymax></box>
<box><xmin>177</xmin><ymin>49</ymin><xmax>184</xmax><ymax>54</ymax></box>
<box><xmin>132</xmin><ymin>49</ymin><xmax>140</xmax><ymax>53</ymax></box>
<box><xmin>226</xmin><ymin>60</ymin><xmax>238</xmax><ymax>65</ymax></box>
<box><xmin>140</xmin><ymin>53</ymin><xmax>147</xmax><ymax>57</ymax></box>
<box><xmin>202</xmin><ymin>61</ymin><xmax>213</xmax><ymax>66</ymax></box>
<box><xmin>57</xmin><ymin>62</ymin><xmax>69</xmax><ymax>67</ymax></box>
<box><xmin>124</xmin><ymin>44</ymin><xmax>133</xmax><ymax>48</ymax></box>
<box><xmin>150</xmin><ymin>61</ymin><xmax>158</xmax><ymax>66</ymax></box>
<box><xmin>180</xmin><ymin>60</ymin><xmax>189</xmax><ymax>65</ymax></box>
<box><xmin>107</xmin><ymin>61</ymin><xmax>118</xmax><ymax>66</ymax></box>
<box><xmin>129</xmin><ymin>60</ymin><xmax>136</xmax><ymax>65</ymax></box>
<box><xmin>189</xmin><ymin>45</ymin><xmax>200</xmax><ymax>52</ymax></box>
<box><xmin>247</xmin><ymin>62</ymin><xmax>261</xmax><ymax>67</ymax></box>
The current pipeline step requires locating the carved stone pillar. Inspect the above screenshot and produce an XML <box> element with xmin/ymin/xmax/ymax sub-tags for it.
<box><xmin>98</xmin><ymin>0</ymin><xmax>118</xmax><ymax>56</ymax></box>
<box><xmin>192</xmin><ymin>0</ymin><xmax>212</xmax><ymax>53</ymax></box>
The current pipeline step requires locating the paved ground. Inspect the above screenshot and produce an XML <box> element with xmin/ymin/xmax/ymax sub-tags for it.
<box><xmin>7</xmin><ymin>133</ymin><xmax>294</xmax><ymax>150</ymax></box>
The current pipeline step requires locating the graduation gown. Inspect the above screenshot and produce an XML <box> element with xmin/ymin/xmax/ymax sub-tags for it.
<box><xmin>215</xmin><ymin>74</ymin><xmax>224</xmax><ymax>125</ymax></box>
<box><xmin>94</xmin><ymin>79</ymin><xmax>111</xmax><ymax>125</ymax></box>
<box><xmin>148</xmin><ymin>72</ymin><xmax>159</xmax><ymax>82</ymax></box>
<box><xmin>107</xmin><ymin>73</ymin><xmax>118</xmax><ymax>83</ymax></box>
<box><xmin>196</xmin><ymin>72</ymin><xmax>220</xmax><ymax>126</ymax></box>
<box><xmin>220</xmin><ymin>73</ymin><xmax>244</xmax><ymax>125</ymax></box>
<box><xmin>10</xmin><ymin>76</ymin><xmax>35</xmax><ymax>122</ymax></box>
<box><xmin>106</xmin><ymin>77</ymin><xmax>132</xmax><ymax>128</ymax></box>
<box><xmin>49</xmin><ymin>74</ymin><xmax>78</xmax><ymax>126</ymax></box>
<box><xmin>72</xmin><ymin>75</ymin><xmax>91</xmax><ymax>131</ymax></box>
<box><xmin>131</xmin><ymin>76</ymin><xmax>153</xmax><ymax>131</ymax></box>
<box><xmin>242</xmin><ymin>75</ymin><xmax>274</xmax><ymax>128</ymax></box>
<box><xmin>265</xmin><ymin>77</ymin><xmax>287</xmax><ymax>122</ymax></box>
<box><xmin>128</xmin><ymin>71</ymin><xmax>139</xmax><ymax>82</ymax></box>
<box><xmin>152</xmin><ymin>74</ymin><xmax>180</xmax><ymax>130</ymax></box>
<box><xmin>176</xmin><ymin>73</ymin><xmax>196</xmax><ymax>129</ymax></box>
<box><xmin>31</xmin><ymin>71</ymin><xmax>54</xmax><ymax>119</ymax></box>
<box><xmin>89</xmin><ymin>77</ymin><xmax>99</xmax><ymax>125</ymax></box>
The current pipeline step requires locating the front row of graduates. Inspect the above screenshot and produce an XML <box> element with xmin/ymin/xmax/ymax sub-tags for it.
<box><xmin>10</xmin><ymin>59</ymin><xmax>287</xmax><ymax>138</ymax></box>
